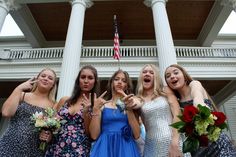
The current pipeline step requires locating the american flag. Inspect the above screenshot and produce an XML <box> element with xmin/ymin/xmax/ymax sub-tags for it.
<box><xmin>113</xmin><ymin>15</ymin><xmax>121</xmax><ymax>60</ymax></box>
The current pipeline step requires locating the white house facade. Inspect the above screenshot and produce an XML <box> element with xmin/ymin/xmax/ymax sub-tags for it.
<box><xmin>0</xmin><ymin>0</ymin><xmax>236</xmax><ymax>141</ymax></box>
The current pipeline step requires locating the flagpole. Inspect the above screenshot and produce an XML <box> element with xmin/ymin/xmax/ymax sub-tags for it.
<box><xmin>113</xmin><ymin>14</ymin><xmax>121</xmax><ymax>70</ymax></box>
<box><xmin>118</xmin><ymin>58</ymin><xmax>120</xmax><ymax>70</ymax></box>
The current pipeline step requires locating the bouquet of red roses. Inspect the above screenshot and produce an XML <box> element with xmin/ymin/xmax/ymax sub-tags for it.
<box><xmin>170</xmin><ymin>104</ymin><xmax>227</xmax><ymax>153</ymax></box>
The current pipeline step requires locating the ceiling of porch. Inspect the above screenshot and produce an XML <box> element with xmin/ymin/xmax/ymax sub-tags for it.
<box><xmin>2</xmin><ymin>0</ymin><xmax>234</xmax><ymax>104</ymax></box>
<box><xmin>11</xmin><ymin>0</ymin><xmax>232</xmax><ymax>47</ymax></box>
<box><xmin>27</xmin><ymin>0</ymin><xmax>212</xmax><ymax>40</ymax></box>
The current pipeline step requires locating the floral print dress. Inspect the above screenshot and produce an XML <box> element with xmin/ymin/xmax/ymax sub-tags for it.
<box><xmin>45</xmin><ymin>103</ymin><xmax>91</xmax><ymax>157</ymax></box>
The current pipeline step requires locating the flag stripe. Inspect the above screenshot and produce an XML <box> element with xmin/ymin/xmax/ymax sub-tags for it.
<box><xmin>113</xmin><ymin>15</ymin><xmax>121</xmax><ymax>60</ymax></box>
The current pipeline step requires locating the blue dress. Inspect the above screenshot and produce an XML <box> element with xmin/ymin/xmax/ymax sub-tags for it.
<box><xmin>0</xmin><ymin>102</ymin><xmax>44</xmax><ymax>157</ymax></box>
<box><xmin>45</xmin><ymin>103</ymin><xmax>91</xmax><ymax>157</ymax></box>
<box><xmin>180</xmin><ymin>99</ymin><xmax>236</xmax><ymax>157</ymax></box>
<box><xmin>90</xmin><ymin>108</ymin><xmax>140</xmax><ymax>157</ymax></box>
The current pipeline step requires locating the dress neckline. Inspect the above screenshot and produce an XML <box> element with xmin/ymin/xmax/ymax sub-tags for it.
<box><xmin>21</xmin><ymin>100</ymin><xmax>46</xmax><ymax>110</ymax></box>
<box><xmin>179</xmin><ymin>99</ymin><xmax>213</xmax><ymax>109</ymax></box>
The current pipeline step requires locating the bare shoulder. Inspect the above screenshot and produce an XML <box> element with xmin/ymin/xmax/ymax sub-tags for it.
<box><xmin>163</xmin><ymin>86</ymin><xmax>175</xmax><ymax>95</ymax></box>
<box><xmin>189</xmin><ymin>80</ymin><xmax>202</xmax><ymax>87</ymax></box>
<box><xmin>54</xmin><ymin>96</ymin><xmax>69</xmax><ymax>110</ymax></box>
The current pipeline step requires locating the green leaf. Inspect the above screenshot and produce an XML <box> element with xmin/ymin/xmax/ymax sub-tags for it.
<box><xmin>219</xmin><ymin>123</ymin><xmax>228</xmax><ymax>130</ymax></box>
<box><xmin>197</xmin><ymin>104</ymin><xmax>211</xmax><ymax>119</ymax></box>
<box><xmin>177</xmin><ymin>115</ymin><xmax>184</xmax><ymax>121</ymax></box>
<box><xmin>170</xmin><ymin>121</ymin><xmax>186</xmax><ymax>130</ymax></box>
<box><xmin>183</xmin><ymin>137</ymin><xmax>199</xmax><ymax>153</ymax></box>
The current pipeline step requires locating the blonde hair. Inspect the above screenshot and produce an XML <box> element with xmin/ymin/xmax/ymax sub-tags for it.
<box><xmin>31</xmin><ymin>68</ymin><xmax>57</xmax><ymax>103</ymax></box>
<box><xmin>136</xmin><ymin>64</ymin><xmax>165</xmax><ymax>100</ymax></box>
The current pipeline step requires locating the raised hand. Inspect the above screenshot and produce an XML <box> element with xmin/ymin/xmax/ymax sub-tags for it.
<box><xmin>93</xmin><ymin>91</ymin><xmax>107</xmax><ymax>111</ymax></box>
<box><xmin>116</xmin><ymin>90</ymin><xmax>141</xmax><ymax>109</ymax></box>
<box><xmin>17</xmin><ymin>77</ymin><xmax>38</xmax><ymax>92</ymax></box>
<box><xmin>82</xmin><ymin>93</ymin><xmax>92</xmax><ymax>112</ymax></box>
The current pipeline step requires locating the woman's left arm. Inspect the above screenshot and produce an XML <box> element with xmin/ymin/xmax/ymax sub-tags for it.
<box><xmin>126</xmin><ymin>109</ymin><xmax>140</xmax><ymax>140</ymax></box>
<box><xmin>164</xmin><ymin>86</ymin><xmax>182</xmax><ymax>157</ymax></box>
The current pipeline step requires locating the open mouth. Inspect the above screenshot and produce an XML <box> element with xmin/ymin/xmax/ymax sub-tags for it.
<box><xmin>144</xmin><ymin>78</ymin><xmax>151</xmax><ymax>83</ymax></box>
<box><xmin>171</xmin><ymin>80</ymin><xmax>178</xmax><ymax>85</ymax></box>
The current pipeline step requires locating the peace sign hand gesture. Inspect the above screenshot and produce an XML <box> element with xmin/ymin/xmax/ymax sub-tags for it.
<box><xmin>17</xmin><ymin>77</ymin><xmax>38</xmax><ymax>92</ymax></box>
<box><xmin>81</xmin><ymin>93</ymin><xmax>92</xmax><ymax>112</ymax></box>
<box><xmin>93</xmin><ymin>91</ymin><xmax>107</xmax><ymax>112</ymax></box>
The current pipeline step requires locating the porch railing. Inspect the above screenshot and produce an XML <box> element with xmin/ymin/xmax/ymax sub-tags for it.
<box><xmin>3</xmin><ymin>46</ymin><xmax>236</xmax><ymax>60</ymax></box>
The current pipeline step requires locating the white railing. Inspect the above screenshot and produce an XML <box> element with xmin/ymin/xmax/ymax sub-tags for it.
<box><xmin>3</xmin><ymin>46</ymin><xmax>236</xmax><ymax>60</ymax></box>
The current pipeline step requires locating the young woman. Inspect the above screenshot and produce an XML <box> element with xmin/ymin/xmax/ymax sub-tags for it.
<box><xmin>165</xmin><ymin>64</ymin><xmax>236</xmax><ymax>157</ymax></box>
<box><xmin>89</xmin><ymin>69</ymin><xmax>141</xmax><ymax>157</ymax></box>
<box><xmin>134</xmin><ymin>64</ymin><xmax>185</xmax><ymax>157</ymax></box>
<box><xmin>45</xmin><ymin>65</ymin><xmax>99</xmax><ymax>157</ymax></box>
<box><xmin>0</xmin><ymin>68</ymin><xmax>57</xmax><ymax>157</ymax></box>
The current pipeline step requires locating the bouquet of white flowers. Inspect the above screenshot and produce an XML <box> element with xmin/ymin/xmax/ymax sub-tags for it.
<box><xmin>31</xmin><ymin>107</ymin><xmax>65</xmax><ymax>151</ymax></box>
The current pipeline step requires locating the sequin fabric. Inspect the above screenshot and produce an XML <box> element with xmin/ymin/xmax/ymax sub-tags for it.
<box><xmin>141</xmin><ymin>96</ymin><xmax>189</xmax><ymax>157</ymax></box>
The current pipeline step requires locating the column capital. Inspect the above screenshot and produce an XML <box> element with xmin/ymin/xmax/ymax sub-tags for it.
<box><xmin>0</xmin><ymin>0</ymin><xmax>20</xmax><ymax>12</ymax></box>
<box><xmin>144</xmin><ymin>0</ymin><xmax>168</xmax><ymax>7</ymax></box>
<box><xmin>70</xmin><ymin>0</ymin><xmax>93</xmax><ymax>8</ymax></box>
<box><xmin>221</xmin><ymin>0</ymin><xmax>236</xmax><ymax>12</ymax></box>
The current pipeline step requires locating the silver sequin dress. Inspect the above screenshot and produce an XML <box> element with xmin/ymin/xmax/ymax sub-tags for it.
<box><xmin>141</xmin><ymin>96</ymin><xmax>188</xmax><ymax>157</ymax></box>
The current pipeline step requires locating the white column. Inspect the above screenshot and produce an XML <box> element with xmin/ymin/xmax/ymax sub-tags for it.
<box><xmin>221</xmin><ymin>0</ymin><xmax>236</xmax><ymax>12</ymax></box>
<box><xmin>144</xmin><ymin>0</ymin><xmax>177</xmax><ymax>82</ymax></box>
<box><xmin>0</xmin><ymin>0</ymin><xmax>19</xmax><ymax>32</ymax></box>
<box><xmin>0</xmin><ymin>1</ymin><xmax>8</xmax><ymax>31</ymax></box>
<box><xmin>57</xmin><ymin>0</ymin><xmax>93</xmax><ymax>100</ymax></box>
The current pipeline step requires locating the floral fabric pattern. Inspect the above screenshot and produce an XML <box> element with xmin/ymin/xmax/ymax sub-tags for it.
<box><xmin>45</xmin><ymin>103</ymin><xmax>91</xmax><ymax>157</ymax></box>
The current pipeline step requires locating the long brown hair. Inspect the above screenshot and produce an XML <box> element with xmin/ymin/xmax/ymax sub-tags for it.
<box><xmin>165</xmin><ymin>64</ymin><xmax>193</xmax><ymax>86</ymax></box>
<box><xmin>165</xmin><ymin>64</ymin><xmax>218</xmax><ymax>111</ymax></box>
<box><xmin>67</xmin><ymin>65</ymin><xmax>99</xmax><ymax>106</ymax></box>
<box><xmin>106</xmin><ymin>69</ymin><xmax>133</xmax><ymax>100</ymax></box>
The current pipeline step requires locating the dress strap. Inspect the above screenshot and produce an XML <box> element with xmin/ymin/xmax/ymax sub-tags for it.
<box><xmin>21</xmin><ymin>92</ymin><xmax>26</xmax><ymax>102</ymax></box>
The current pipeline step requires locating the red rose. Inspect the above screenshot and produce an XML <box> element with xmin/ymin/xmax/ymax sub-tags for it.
<box><xmin>212</xmin><ymin>111</ymin><xmax>227</xmax><ymax>126</ymax></box>
<box><xmin>199</xmin><ymin>135</ymin><xmax>209</xmax><ymax>147</ymax></box>
<box><xmin>183</xmin><ymin>105</ymin><xmax>199</xmax><ymax>122</ymax></box>
<box><xmin>185</xmin><ymin>124</ymin><xmax>194</xmax><ymax>135</ymax></box>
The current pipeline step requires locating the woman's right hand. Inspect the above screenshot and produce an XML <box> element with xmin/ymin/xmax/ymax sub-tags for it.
<box><xmin>17</xmin><ymin>77</ymin><xmax>38</xmax><ymax>92</ymax></box>
<box><xmin>39</xmin><ymin>130</ymin><xmax>52</xmax><ymax>143</ymax></box>
<box><xmin>93</xmin><ymin>91</ymin><xmax>107</xmax><ymax>111</ymax></box>
<box><xmin>1</xmin><ymin>77</ymin><xmax>38</xmax><ymax>117</ymax></box>
<box><xmin>117</xmin><ymin>90</ymin><xmax>143</xmax><ymax>109</ymax></box>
